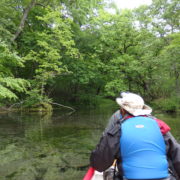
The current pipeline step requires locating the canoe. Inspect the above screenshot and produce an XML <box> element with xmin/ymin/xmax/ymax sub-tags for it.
<box><xmin>83</xmin><ymin>167</ymin><xmax>115</xmax><ymax>180</ymax></box>
<box><xmin>83</xmin><ymin>167</ymin><xmax>103</xmax><ymax>180</ymax></box>
<box><xmin>83</xmin><ymin>160</ymin><xmax>117</xmax><ymax>180</ymax></box>
<box><xmin>91</xmin><ymin>171</ymin><xmax>103</xmax><ymax>180</ymax></box>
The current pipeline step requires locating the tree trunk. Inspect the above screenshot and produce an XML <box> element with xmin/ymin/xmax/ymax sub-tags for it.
<box><xmin>175</xmin><ymin>70</ymin><xmax>180</xmax><ymax>96</ymax></box>
<box><xmin>96</xmin><ymin>86</ymin><xmax>101</xmax><ymax>95</ymax></box>
<box><xmin>11</xmin><ymin>0</ymin><xmax>36</xmax><ymax>42</ymax></box>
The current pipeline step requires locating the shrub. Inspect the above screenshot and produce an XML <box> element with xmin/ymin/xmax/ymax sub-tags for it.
<box><xmin>152</xmin><ymin>97</ymin><xmax>180</xmax><ymax>112</ymax></box>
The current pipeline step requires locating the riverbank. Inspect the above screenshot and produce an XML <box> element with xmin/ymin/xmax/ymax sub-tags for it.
<box><xmin>0</xmin><ymin>96</ymin><xmax>179</xmax><ymax>114</ymax></box>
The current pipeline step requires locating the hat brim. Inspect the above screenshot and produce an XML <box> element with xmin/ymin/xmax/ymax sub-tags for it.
<box><xmin>116</xmin><ymin>98</ymin><xmax>152</xmax><ymax>116</ymax></box>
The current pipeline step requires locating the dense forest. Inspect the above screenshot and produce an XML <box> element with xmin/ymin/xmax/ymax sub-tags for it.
<box><xmin>0</xmin><ymin>0</ymin><xmax>179</xmax><ymax>112</ymax></box>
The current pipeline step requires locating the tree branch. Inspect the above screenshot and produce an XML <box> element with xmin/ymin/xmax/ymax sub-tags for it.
<box><xmin>11</xmin><ymin>0</ymin><xmax>36</xmax><ymax>42</ymax></box>
<box><xmin>7</xmin><ymin>101</ymin><xmax>24</xmax><ymax>110</ymax></box>
<box><xmin>50</xmin><ymin>102</ymin><xmax>76</xmax><ymax>113</ymax></box>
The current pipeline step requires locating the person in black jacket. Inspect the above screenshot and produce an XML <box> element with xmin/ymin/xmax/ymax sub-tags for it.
<box><xmin>90</xmin><ymin>92</ymin><xmax>180</xmax><ymax>180</ymax></box>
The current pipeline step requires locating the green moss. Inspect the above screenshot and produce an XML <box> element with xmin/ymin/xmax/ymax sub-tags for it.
<box><xmin>23</xmin><ymin>102</ymin><xmax>52</xmax><ymax>112</ymax></box>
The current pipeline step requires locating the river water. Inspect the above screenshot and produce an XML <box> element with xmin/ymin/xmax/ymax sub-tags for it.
<box><xmin>0</xmin><ymin>106</ymin><xmax>179</xmax><ymax>180</ymax></box>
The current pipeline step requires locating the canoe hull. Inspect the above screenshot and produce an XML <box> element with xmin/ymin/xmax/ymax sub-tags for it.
<box><xmin>91</xmin><ymin>171</ymin><xmax>103</xmax><ymax>180</ymax></box>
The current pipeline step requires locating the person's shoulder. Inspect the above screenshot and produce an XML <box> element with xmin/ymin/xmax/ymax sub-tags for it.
<box><xmin>112</xmin><ymin>110</ymin><xmax>120</xmax><ymax>118</ymax></box>
<box><xmin>148</xmin><ymin>115</ymin><xmax>171</xmax><ymax>134</ymax></box>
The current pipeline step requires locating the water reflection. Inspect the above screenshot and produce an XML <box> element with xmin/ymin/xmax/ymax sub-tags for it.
<box><xmin>0</xmin><ymin>108</ymin><xmax>179</xmax><ymax>180</ymax></box>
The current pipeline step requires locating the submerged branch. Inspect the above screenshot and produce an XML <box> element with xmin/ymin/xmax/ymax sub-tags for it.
<box><xmin>50</xmin><ymin>102</ymin><xmax>76</xmax><ymax>113</ymax></box>
<box><xmin>8</xmin><ymin>101</ymin><xmax>24</xmax><ymax>110</ymax></box>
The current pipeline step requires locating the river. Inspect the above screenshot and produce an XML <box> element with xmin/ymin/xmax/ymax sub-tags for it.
<box><xmin>0</xmin><ymin>105</ymin><xmax>179</xmax><ymax>180</ymax></box>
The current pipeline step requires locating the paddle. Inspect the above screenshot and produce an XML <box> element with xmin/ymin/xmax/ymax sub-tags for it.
<box><xmin>83</xmin><ymin>167</ymin><xmax>95</xmax><ymax>180</ymax></box>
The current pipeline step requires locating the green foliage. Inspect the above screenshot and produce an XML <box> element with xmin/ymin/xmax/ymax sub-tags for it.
<box><xmin>0</xmin><ymin>0</ymin><xmax>179</xmax><ymax>109</ymax></box>
<box><xmin>150</xmin><ymin>0</ymin><xmax>180</xmax><ymax>34</ymax></box>
<box><xmin>23</xmin><ymin>89</ymin><xmax>52</xmax><ymax>108</ymax></box>
<box><xmin>105</xmin><ymin>79</ymin><xmax>127</xmax><ymax>97</ymax></box>
<box><xmin>62</xmin><ymin>0</ymin><xmax>103</xmax><ymax>25</ymax></box>
<box><xmin>20</xmin><ymin>6</ymin><xmax>80</xmax><ymax>105</ymax></box>
<box><xmin>0</xmin><ymin>77</ymin><xmax>29</xmax><ymax>100</ymax></box>
<box><xmin>0</xmin><ymin>0</ymin><xmax>19</xmax><ymax>43</ymax></box>
<box><xmin>0</xmin><ymin>41</ymin><xmax>24</xmax><ymax>74</ymax></box>
<box><xmin>0</xmin><ymin>42</ymin><xmax>30</xmax><ymax>102</ymax></box>
<box><xmin>152</xmin><ymin>96</ymin><xmax>180</xmax><ymax>112</ymax></box>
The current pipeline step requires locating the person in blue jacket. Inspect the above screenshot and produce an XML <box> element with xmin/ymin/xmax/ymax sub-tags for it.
<box><xmin>90</xmin><ymin>92</ymin><xmax>180</xmax><ymax>180</ymax></box>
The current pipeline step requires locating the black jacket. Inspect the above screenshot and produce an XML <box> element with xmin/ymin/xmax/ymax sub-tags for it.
<box><xmin>90</xmin><ymin>110</ymin><xmax>180</xmax><ymax>178</ymax></box>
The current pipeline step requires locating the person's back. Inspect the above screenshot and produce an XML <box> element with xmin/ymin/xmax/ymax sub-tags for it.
<box><xmin>90</xmin><ymin>92</ymin><xmax>180</xmax><ymax>180</ymax></box>
<box><xmin>120</xmin><ymin>116</ymin><xmax>168</xmax><ymax>179</ymax></box>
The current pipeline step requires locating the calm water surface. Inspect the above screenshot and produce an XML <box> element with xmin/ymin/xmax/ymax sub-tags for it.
<box><xmin>0</xmin><ymin>106</ymin><xmax>179</xmax><ymax>180</ymax></box>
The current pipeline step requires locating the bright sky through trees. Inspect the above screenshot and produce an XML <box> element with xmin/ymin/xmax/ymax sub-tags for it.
<box><xmin>113</xmin><ymin>0</ymin><xmax>152</xmax><ymax>9</ymax></box>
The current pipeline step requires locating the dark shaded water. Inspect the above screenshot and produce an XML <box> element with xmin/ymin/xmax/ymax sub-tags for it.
<box><xmin>0</xmin><ymin>106</ymin><xmax>179</xmax><ymax>180</ymax></box>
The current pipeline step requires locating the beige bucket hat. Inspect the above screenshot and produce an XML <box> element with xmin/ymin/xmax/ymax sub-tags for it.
<box><xmin>116</xmin><ymin>92</ymin><xmax>152</xmax><ymax>116</ymax></box>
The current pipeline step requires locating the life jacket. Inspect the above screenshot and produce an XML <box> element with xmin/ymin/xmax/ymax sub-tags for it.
<box><xmin>124</xmin><ymin>115</ymin><xmax>171</xmax><ymax>135</ymax></box>
<box><xmin>120</xmin><ymin>116</ymin><xmax>169</xmax><ymax>179</ymax></box>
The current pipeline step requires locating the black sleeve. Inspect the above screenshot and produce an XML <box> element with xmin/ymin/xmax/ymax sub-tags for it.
<box><xmin>90</xmin><ymin>123</ymin><xmax>120</xmax><ymax>172</ymax></box>
<box><xmin>164</xmin><ymin>132</ymin><xmax>180</xmax><ymax>178</ymax></box>
<box><xmin>104</xmin><ymin>110</ymin><xmax>120</xmax><ymax>133</ymax></box>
